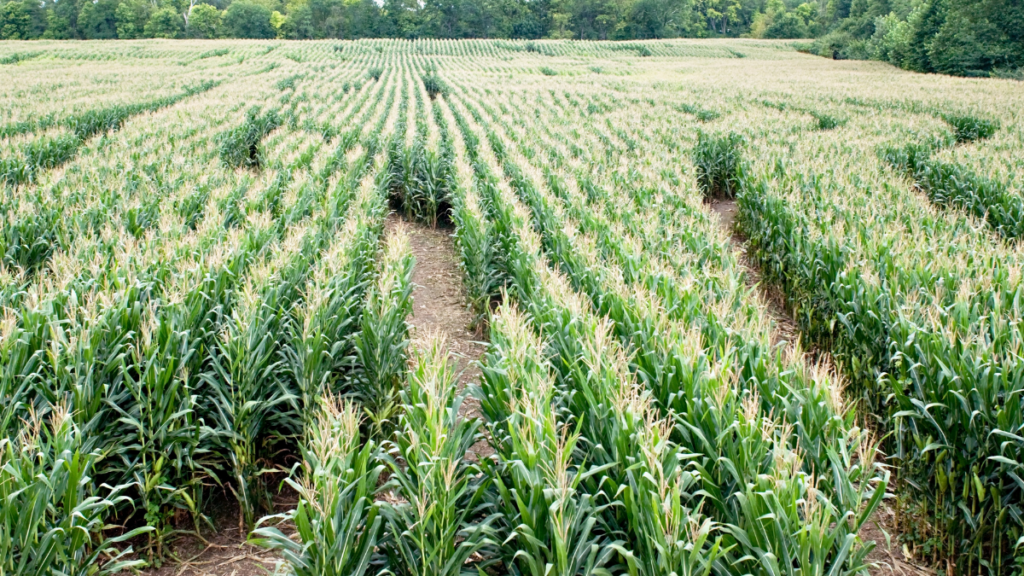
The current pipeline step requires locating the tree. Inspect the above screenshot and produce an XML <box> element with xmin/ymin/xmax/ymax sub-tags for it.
<box><xmin>905</xmin><ymin>0</ymin><xmax>946</xmax><ymax>72</ymax></box>
<box><xmin>419</xmin><ymin>0</ymin><xmax>472</xmax><ymax>38</ymax></box>
<box><xmin>144</xmin><ymin>7</ymin><xmax>184</xmax><ymax>37</ymax></box>
<box><xmin>379</xmin><ymin>0</ymin><xmax>417</xmax><ymax>38</ymax></box>
<box><xmin>269</xmin><ymin>9</ymin><xmax>284</xmax><ymax>36</ymax></box>
<box><xmin>763</xmin><ymin>10</ymin><xmax>809</xmax><ymax>37</ymax></box>
<box><xmin>186</xmin><ymin>3</ymin><xmax>220</xmax><ymax>37</ymax></box>
<box><xmin>40</xmin><ymin>0</ymin><xmax>81</xmax><ymax>38</ymax></box>
<box><xmin>222</xmin><ymin>1</ymin><xmax>274</xmax><ymax>38</ymax></box>
<box><xmin>346</xmin><ymin>0</ymin><xmax>382</xmax><ymax>37</ymax></box>
<box><xmin>115</xmin><ymin>0</ymin><xmax>150</xmax><ymax>38</ymax></box>
<box><xmin>495</xmin><ymin>0</ymin><xmax>546</xmax><ymax>38</ymax></box>
<box><xmin>3</xmin><ymin>0</ymin><xmax>45</xmax><ymax>38</ymax></box>
<box><xmin>696</xmin><ymin>0</ymin><xmax>743</xmax><ymax>35</ymax></box>
<box><xmin>0</xmin><ymin>1</ymin><xmax>31</xmax><ymax>39</ymax></box>
<box><xmin>78</xmin><ymin>0</ymin><xmax>119</xmax><ymax>38</ymax></box>
<box><xmin>927</xmin><ymin>0</ymin><xmax>1019</xmax><ymax>76</ymax></box>
<box><xmin>869</xmin><ymin>11</ymin><xmax>911</xmax><ymax>66</ymax></box>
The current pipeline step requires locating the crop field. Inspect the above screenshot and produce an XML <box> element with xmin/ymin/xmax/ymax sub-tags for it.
<box><xmin>0</xmin><ymin>39</ymin><xmax>1022</xmax><ymax>576</ymax></box>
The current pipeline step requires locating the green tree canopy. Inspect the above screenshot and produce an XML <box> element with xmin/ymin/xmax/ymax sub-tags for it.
<box><xmin>222</xmin><ymin>1</ymin><xmax>274</xmax><ymax>38</ymax></box>
<box><xmin>114</xmin><ymin>0</ymin><xmax>151</xmax><ymax>38</ymax></box>
<box><xmin>1</xmin><ymin>1</ymin><xmax>32</xmax><ymax>39</ymax></box>
<box><xmin>187</xmin><ymin>3</ymin><xmax>221</xmax><ymax>38</ymax></box>
<box><xmin>0</xmin><ymin>0</ymin><xmax>1019</xmax><ymax>77</ymax></box>
<box><xmin>144</xmin><ymin>6</ymin><xmax>184</xmax><ymax>37</ymax></box>
<box><xmin>78</xmin><ymin>0</ymin><xmax>120</xmax><ymax>38</ymax></box>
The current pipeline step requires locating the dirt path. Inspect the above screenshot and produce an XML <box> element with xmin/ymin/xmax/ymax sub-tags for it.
<box><xmin>708</xmin><ymin>199</ymin><xmax>930</xmax><ymax>576</ymax></box>
<box><xmin>128</xmin><ymin>214</ymin><xmax>491</xmax><ymax>576</ymax></box>
<box><xmin>126</xmin><ymin>491</ymin><xmax>295</xmax><ymax>576</ymax></box>
<box><xmin>708</xmin><ymin>199</ymin><xmax>800</xmax><ymax>350</ymax></box>
<box><xmin>389</xmin><ymin>215</ymin><xmax>492</xmax><ymax>460</ymax></box>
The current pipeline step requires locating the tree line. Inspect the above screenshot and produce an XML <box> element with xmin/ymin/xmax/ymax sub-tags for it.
<box><xmin>0</xmin><ymin>0</ymin><xmax>1020</xmax><ymax>77</ymax></box>
<box><xmin>804</xmin><ymin>0</ymin><xmax>1023</xmax><ymax>78</ymax></box>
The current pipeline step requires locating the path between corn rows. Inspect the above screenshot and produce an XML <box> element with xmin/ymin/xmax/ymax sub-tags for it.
<box><xmin>134</xmin><ymin>209</ymin><xmax>929</xmax><ymax>576</ymax></box>
<box><xmin>389</xmin><ymin>215</ymin><xmax>494</xmax><ymax>461</ymax></box>
<box><xmin>709</xmin><ymin>199</ymin><xmax>931</xmax><ymax>576</ymax></box>
<box><xmin>132</xmin><ymin>216</ymin><xmax>486</xmax><ymax>575</ymax></box>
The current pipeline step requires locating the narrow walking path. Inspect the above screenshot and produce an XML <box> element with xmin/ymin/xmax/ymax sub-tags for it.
<box><xmin>128</xmin><ymin>493</ymin><xmax>292</xmax><ymax>576</ymax></box>
<box><xmin>708</xmin><ymin>199</ymin><xmax>799</xmax><ymax>350</ymax></box>
<box><xmin>708</xmin><ymin>199</ymin><xmax>929</xmax><ymax>576</ymax></box>
<box><xmin>134</xmin><ymin>215</ymin><xmax>492</xmax><ymax>575</ymax></box>
<box><xmin>389</xmin><ymin>214</ymin><xmax>492</xmax><ymax>460</ymax></box>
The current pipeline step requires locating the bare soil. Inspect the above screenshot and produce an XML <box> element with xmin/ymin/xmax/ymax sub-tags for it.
<box><xmin>390</xmin><ymin>215</ymin><xmax>493</xmax><ymax>460</ymax></box>
<box><xmin>708</xmin><ymin>199</ymin><xmax>931</xmax><ymax>576</ymax></box>
<box><xmin>127</xmin><ymin>489</ymin><xmax>296</xmax><ymax>576</ymax></box>
<box><xmin>708</xmin><ymin>199</ymin><xmax>800</xmax><ymax>350</ymax></box>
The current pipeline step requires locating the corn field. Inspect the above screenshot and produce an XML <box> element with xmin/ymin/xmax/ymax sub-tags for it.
<box><xmin>0</xmin><ymin>38</ymin><xmax>1022</xmax><ymax>576</ymax></box>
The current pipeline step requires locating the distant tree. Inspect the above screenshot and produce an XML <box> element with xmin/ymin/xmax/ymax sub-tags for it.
<box><xmin>187</xmin><ymin>3</ymin><xmax>221</xmax><ymax>37</ymax></box>
<box><xmin>546</xmin><ymin>0</ymin><xmax>573</xmax><ymax>38</ymax></box>
<box><xmin>2</xmin><ymin>0</ymin><xmax>44</xmax><ymax>38</ymax></box>
<box><xmin>627</xmin><ymin>0</ymin><xmax>693</xmax><ymax>38</ymax></box>
<box><xmin>380</xmin><ymin>0</ymin><xmax>418</xmax><ymax>38</ymax></box>
<box><xmin>41</xmin><ymin>0</ymin><xmax>82</xmax><ymax>38</ymax></box>
<box><xmin>145</xmin><ymin>7</ymin><xmax>184</xmax><ymax>38</ymax></box>
<box><xmin>869</xmin><ymin>11</ymin><xmax>911</xmax><ymax>66</ymax></box>
<box><xmin>347</xmin><ymin>0</ymin><xmax>382</xmax><ymax>37</ymax></box>
<box><xmin>791</xmin><ymin>2</ymin><xmax>817</xmax><ymax>33</ymax></box>
<box><xmin>927</xmin><ymin>0</ymin><xmax>1023</xmax><ymax>75</ymax></box>
<box><xmin>115</xmin><ymin>0</ymin><xmax>151</xmax><ymax>38</ymax></box>
<box><xmin>78</xmin><ymin>0</ymin><xmax>119</xmax><ymax>38</ymax></box>
<box><xmin>905</xmin><ymin>0</ymin><xmax>946</xmax><ymax>72</ymax></box>
<box><xmin>280</xmin><ymin>0</ymin><xmax>311</xmax><ymax>37</ymax></box>
<box><xmin>486</xmin><ymin>0</ymin><xmax>541</xmax><ymax>38</ymax></box>
<box><xmin>269</xmin><ymin>9</ymin><xmax>284</xmax><ymax>36</ymax></box>
<box><xmin>697</xmin><ymin>0</ymin><xmax>743</xmax><ymax>36</ymax></box>
<box><xmin>222</xmin><ymin>1</ymin><xmax>274</xmax><ymax>38</ymax></box>
<box><xmin>764</xmin><ymin>11</ymin><xmax>809</xmax><ymax>37</ymax></box>
<box><xmin>0</xmin><ymin>1</ymin><xmax>32</xmax><ymax>39</ymax></box>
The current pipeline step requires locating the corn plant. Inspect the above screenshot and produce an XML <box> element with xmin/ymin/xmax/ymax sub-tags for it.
<box><xmin>383</xmin><ymin>333</ymin><xmax>498</xmax><ymax>575</ymax></box>
<box><xmin>451</xmin><ymin>182</ymin><xmax>497</xmax><ymax>318</ymax></box>
<box><xmin>5</xmin><ymin>38</ymin><xmax>1024</xmax><ymax>576</ymax></box>
<box><xmin>422</xmin><ymin>73</ymin><xmax>448</xmax><ymax>100</ymax></box>
<box><xmin>288</xmin><ymin>222</ymin><xmax>373</xmax><ymax>419</ymax></box>
<box><xmin>810</xmin><ymin>111</ymin><xmax>846</xmax><ymax>131</ymax></box>
<box><xmin>251</xmin><ymin>397</ymin><xmax>386</xmax><ymax>576</ymax></box>
<box><xmin>692</xmin><ymin>131</ymin><xmax>743</xmax><ymax>200</ymax></box>
<box><xmin>738</xmin><ymin>132</ymin><xmax>1023</xmax><ymax>572</ymax></box>
<box><xmin>108</xmin><ymin>310</ymin><xmax>205</xmax><ymax>563</ymax></box>
<box><xmin>350</xmin><ymin>224</ymin><xmax>413</xmax><ymax>439</ymax></box>
<box><xmin>883</xmin><ymin>142</ymin><xmax>1024</xmax><ymax>240</ymax></box>
<box><xmin>286</xmin><ymin>163</ymin><xmax>388</xmax><ymax>419</ymax></box>
<box><xmin>479</xmin><ymin>305</ymin><xmax>622</xmax><ymax>576</ymax></box>
<box><xmin>218</xmin><ymin>106</ymin><xmax>282</xmax><ymax>169</ymax></box>
<box><xmin>0</xmin><ymin>404</ymin><xmax>151</xmax><ymax>575</ymax></box>
<box><xmin>942</xmin><ymin>114</ymin><xmax>1000</xmax><ymax>144</ymax></box>
<box><xmin>453</xmin><ymin>88</ymin><xmax>890</xmax><ymax>576</ymax></box>
<box><xmin>202</xmin><ymin>275</ymin><xmax>297</xmax><ymax>531</ymax></box>
<box><xmin>408</xmin><ymin>147</ymin><xmax>451</xmax><ymax>228</ymax></box>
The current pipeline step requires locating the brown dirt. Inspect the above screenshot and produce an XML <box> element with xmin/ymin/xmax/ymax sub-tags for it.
<box><xmin>127</xmin><ymin>489</ymin><xmax>296</xmax><ymax>576</ymax></box>
<box><xmin>708</xmin><ymin>199</ymin><xmax>931</xmax><ymax>576</ymax></box>
<box><xmin>389</xmin><ymin>214</ymin><xmax>493</xmax><ymax>461</ymax></box>
<box><xmin>859</xmin><ymin>502</ymin><xmax>934</xmax><ymax>576</ymax></box>
<box><xmin>708</xmin><ymin>199</ymin><xmax>799</xmax><ymax>350</ymax></box>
